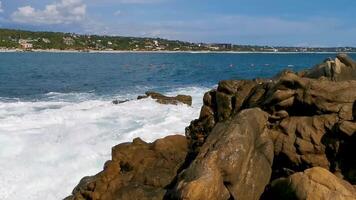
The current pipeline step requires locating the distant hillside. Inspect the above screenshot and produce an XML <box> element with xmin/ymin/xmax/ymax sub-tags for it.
<box><xmin>0</xmin><ymin>29</ymin><xmax>203</xmax><ymax>51</ymax></box>
<box><xmin>0</xmin><ymin>28</ymin><xmax>355</xmax><ymax>52</ymax></box>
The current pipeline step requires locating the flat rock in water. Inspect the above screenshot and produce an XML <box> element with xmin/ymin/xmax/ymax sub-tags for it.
<box><xmin>138</xmin><ymin>91</ymin><xmax>192</xmax><ymax>106</ymax></box>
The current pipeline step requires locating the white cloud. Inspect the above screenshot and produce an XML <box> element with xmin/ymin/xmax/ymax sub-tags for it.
<box><xmin>11</xmin><ymin>0</ymin><xmax>86</xmax><ymax>25</ymax></box>
<box><xmin>0</xmin><ymin>1</ymin><xmax>4</xmax><ymax>13</ymax></box>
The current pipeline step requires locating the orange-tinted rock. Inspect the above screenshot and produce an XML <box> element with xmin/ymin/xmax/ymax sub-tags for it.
<box><xmin>170</xmin><ymin>108</ymin><xmax>274</xmax><ymax>200</ymax></box>
<box><xmin>68</xmin><ymin>54</ymin><xmax>356</xmax><ymax>200</ymax></box>
<box><xmin>67</xmin><ymin>135</ymin><xmax>188</xmax><ymax>200</ymax></box>
<box><xmin>263</xmin><ymin>167</ymin><xmax>356</xmax><ymax>200</ymax></box>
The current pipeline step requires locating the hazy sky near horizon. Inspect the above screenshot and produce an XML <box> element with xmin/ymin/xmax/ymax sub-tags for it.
<box><xmin>0</xmin><ymin>0</ymin><xmax>356</xmax><ymax>46</ymax></box>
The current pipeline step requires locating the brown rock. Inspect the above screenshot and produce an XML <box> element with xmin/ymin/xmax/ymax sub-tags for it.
<box><xmin>67</xmin><ymin>135</ymin><xmax>188</xmax><ymax>200</ymax></box>
<box><xmin>339</xmin><ymin>121</ymin><xmax>356</xmax><ymax>136</ymax></box>
<box><xmin>263</xmin><ymin>167</ymin><xmax>356</xmax><ymax>200</ymax></box>
<box><xmin>68</xmin><ymin>54</ymin><xmax>356</xmax><ymax>200</ymax></box>
<box><xmin>215</xmin><ymin>91</ymin><xmax>233</xmax><ymax>121</ymax></box>
<box><xmin>138</xmin><ymin>91</ymin><xmax>192</xmax><ymax>106</ymax></box>
<box><xmin>303</xmin><ymin>54</ymin><xmax>356</xmax><ymax>81</ymax></box>
<box><xmin>202</xmin><ymin>90</ymin><xmax>216</xmax><ymax>107</ymax></box>
<box><xmin>272</xmin><ymin>115</ymin><xmax>338</xmax><ymax>173</ymax></box>
<box><xmin>170</xmin><ymin>108</ymin><xmax>274</xmax><ymax>200</ymax></box>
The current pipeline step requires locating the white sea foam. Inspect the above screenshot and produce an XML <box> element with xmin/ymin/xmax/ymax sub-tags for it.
<box><xmin>0</xmin><ymin>86</ymin><xmax>208</xmax><ymax>200</ymax></box>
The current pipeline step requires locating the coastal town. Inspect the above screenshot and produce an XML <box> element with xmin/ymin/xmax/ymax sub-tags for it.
<box><xmin>1</xmin><ymin>28</ymin><xmax>356</xmax><ymax>53</ymax></box>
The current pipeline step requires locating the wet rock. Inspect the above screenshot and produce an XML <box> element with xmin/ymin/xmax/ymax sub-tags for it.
<box><xmin>169</xmin><ymin>108</ymin><xmax>274</xmax><ymax>200</ymax></box>
<box><xmin>112</xmin><ymin>99</ymin><xmax>129</xmax><ymax>104</ymax></box>
<box><xmin>138</xmin><ymin>91</ymin><xmax>192</xmax><ymax>106</ymax></box>
<box><xmin>67</xmin><ymin>135</ymin><xmax>188</xmax><ymax>200</ymax></box>
<box><xmin>263</xmin><ymin>167</ymin><xmax>356</xmax><ymax>200</ymax></box>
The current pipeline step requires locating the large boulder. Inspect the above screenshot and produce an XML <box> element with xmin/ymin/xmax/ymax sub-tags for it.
<box><xmin>185</xmin><ymin>80</ymin><xmax>260</xmax><ymax>155</ymax></box>
<box><xmin>169</xmin><ymin>108</ymin><xmax>274</xmax><ymax>200</ymax></box>
<box><xmin>186</xmin><ymin>69</ymin><xmax>356</xmax><ymax>184</ymax></box>
<box><xmin>263</xmin><ymin>167</ymin><xmax>356</xmax><ymax>200</ymax></box>
<box><xmin>67</xmin><ymin>135</ymin><xmax>188</xmax><ymax>200</ymax></box>
<box><xmin>302</xmin><ymin>53</ymin><xmax>356</xmax><ymax>81</ymax></box>
<box><xmin>259</xmin><ymin>72</ymin><xmax>356</xmax><ymax>180</ymax></box>
<box><xmin>138</xmin><ymin>91</ymin><xmax>192</xmax><ymax>106</ymax></box>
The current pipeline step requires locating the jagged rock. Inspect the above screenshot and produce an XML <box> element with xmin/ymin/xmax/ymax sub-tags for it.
<box><xmin>270</xmin><ymin>114</ymin><xmax>338</xmax><ymax>178</ymax></box>
<box><xmin>67</xmin><ymin>135</ymin><xmax>188</xmax><ymax>200</ymax></box>
<box><xmin>186</xmin><ymin>61</ymin><xmax>356</xmax><ymax>185</ymax></box>
<box><xmin>68</xmin><ymin>54</ymin><xmax>356</xmax><ymax>200</ymax></box>
<box><xmin>138</xmin><ymin>91</ymin><xmax>192</xmax><ymax>106</ymax></box>
<box><xmin>185</xmin><ymin>80</ymin><xmax>259</xmax><ymax>155</ymax></box>
<box><xmin>260</xmin><ymin>72</ymin><xmax>356</xmax><ymax>117</ymax></box>
<box><xmin>302</xmin><ymin>53</ymin><xmax>356</xmax><ymax>81</ymax></box>
<box><xmin>339</xmin><ymin>121</ymin><xmax>356</xmax><ymax>136</ymax></box>
<box><xmin>262</xmin><ymin>167</ymin><xmax>356</xmax><ymax>200</ymax></box>
<box><xmin>169</xmin><ymin>108</ymin><xmax>274</xmax><ymax>200</ymax></box>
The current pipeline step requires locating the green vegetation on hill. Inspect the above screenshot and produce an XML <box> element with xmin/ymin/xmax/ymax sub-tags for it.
<box><xmin>1</xmin><ymin>28</ymin><xmax>356</xmax><ymax>52</ymax></box>
<box><xmin>0</xmin><ymin>29</ymin><xmax>204</xmax><ymax>51</ymax></box>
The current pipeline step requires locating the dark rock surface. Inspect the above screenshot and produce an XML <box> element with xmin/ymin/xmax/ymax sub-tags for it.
<box><xmin>68</xmin><ymin>54</ymin><xmax>356</xmax><ymax>200</ymax></box>
<box><xmin>138</xmin><ymin>91</ymin><xmax>192</xmax><ymax>106</ymax></box>
<box><xmin>112</xmin><ymin>99</ymin><xmax>129</xmax><ymax>104</ymax></box>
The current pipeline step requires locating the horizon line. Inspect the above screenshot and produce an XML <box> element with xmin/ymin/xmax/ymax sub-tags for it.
<box><xmin>1</xmin><ymin>27</ymin><xmax>356</xmax><ymax>49</ymax></box>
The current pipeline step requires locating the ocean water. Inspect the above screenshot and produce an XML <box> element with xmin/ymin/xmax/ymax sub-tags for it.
<box><xmin>0</xmin><ymin>52</ymin><xmax>354</xmax><ymax>199</ymax></box>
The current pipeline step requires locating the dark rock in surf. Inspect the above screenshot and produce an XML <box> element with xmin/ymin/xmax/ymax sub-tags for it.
<box><xmin>112</xmin><ymin>99</ymin><xmax>130</xmax><ymax>104</ymax></box>
<box><xmin>138</xmin><ymin>91</ymin><xmax>192</xmax><ymax>106</ymax></box>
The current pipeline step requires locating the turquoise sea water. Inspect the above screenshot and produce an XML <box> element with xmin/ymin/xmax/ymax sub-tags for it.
<box><xmin>0</xmin><ymin>52</ymin><xmax>353</xmax><ymax>200</ymax></box>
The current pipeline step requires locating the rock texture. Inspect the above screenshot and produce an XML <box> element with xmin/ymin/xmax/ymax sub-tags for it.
<box><xmin>302</xmin><ymin>53</ymin><xmax>356</xmax><ymax>81</ymax></box>
<box><xmin>68</xmin><ymin>54</ymin><xmax>356</xmax><ymax>200</ymax></box>
<box><xmin>186</xmin><ymin>67</ymin><xmax>356</xmax><ymax>185</ymax></box>
<box><xmin>138</xmin><ymin>91</ymin><xmax>192</xmax><ymax>106</ymax></box>
<box><xmin>263</xmin><ymin>167</ymin><xmax>356</xmax><ymax>200</ymax></box>
<box><xmin>67</xmin><ymin>135</ymin><xmax>188</xmax><ymax>200</ymax></box>
<box><xmin>169</xmin><ymin>108</ymin><xmax>274</xmax><ymax>200</ymax></box>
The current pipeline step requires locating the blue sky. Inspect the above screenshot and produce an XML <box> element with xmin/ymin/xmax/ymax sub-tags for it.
<box><xmin>0</xmin><ymin>0</ymin><xmax>356</xmax><ymax>46</ymax></box>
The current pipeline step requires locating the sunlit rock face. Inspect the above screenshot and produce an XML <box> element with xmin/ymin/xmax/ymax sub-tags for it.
<box><xmin>68</xmin><ymin>54</ymin><xmax>356</xmax><ymax>200</ymax></box>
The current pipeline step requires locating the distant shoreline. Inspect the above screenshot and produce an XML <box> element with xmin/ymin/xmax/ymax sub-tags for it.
<box><xmin>0</xmin><ymin>48</ymin><xmax>355</xmax><ymax>54</ymax></box>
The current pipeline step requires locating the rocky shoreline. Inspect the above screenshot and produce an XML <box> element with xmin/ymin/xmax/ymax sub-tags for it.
<box><xmin>66</xmin><ymin>54</ymin><xmax>356</xmax><ymax>200</ymax></box>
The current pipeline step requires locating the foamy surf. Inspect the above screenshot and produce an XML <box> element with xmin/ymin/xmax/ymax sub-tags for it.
<box><xmin>0</xmin><ymin>86</ymin><xmax>208</xmax><ymax>200</ymax></box>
